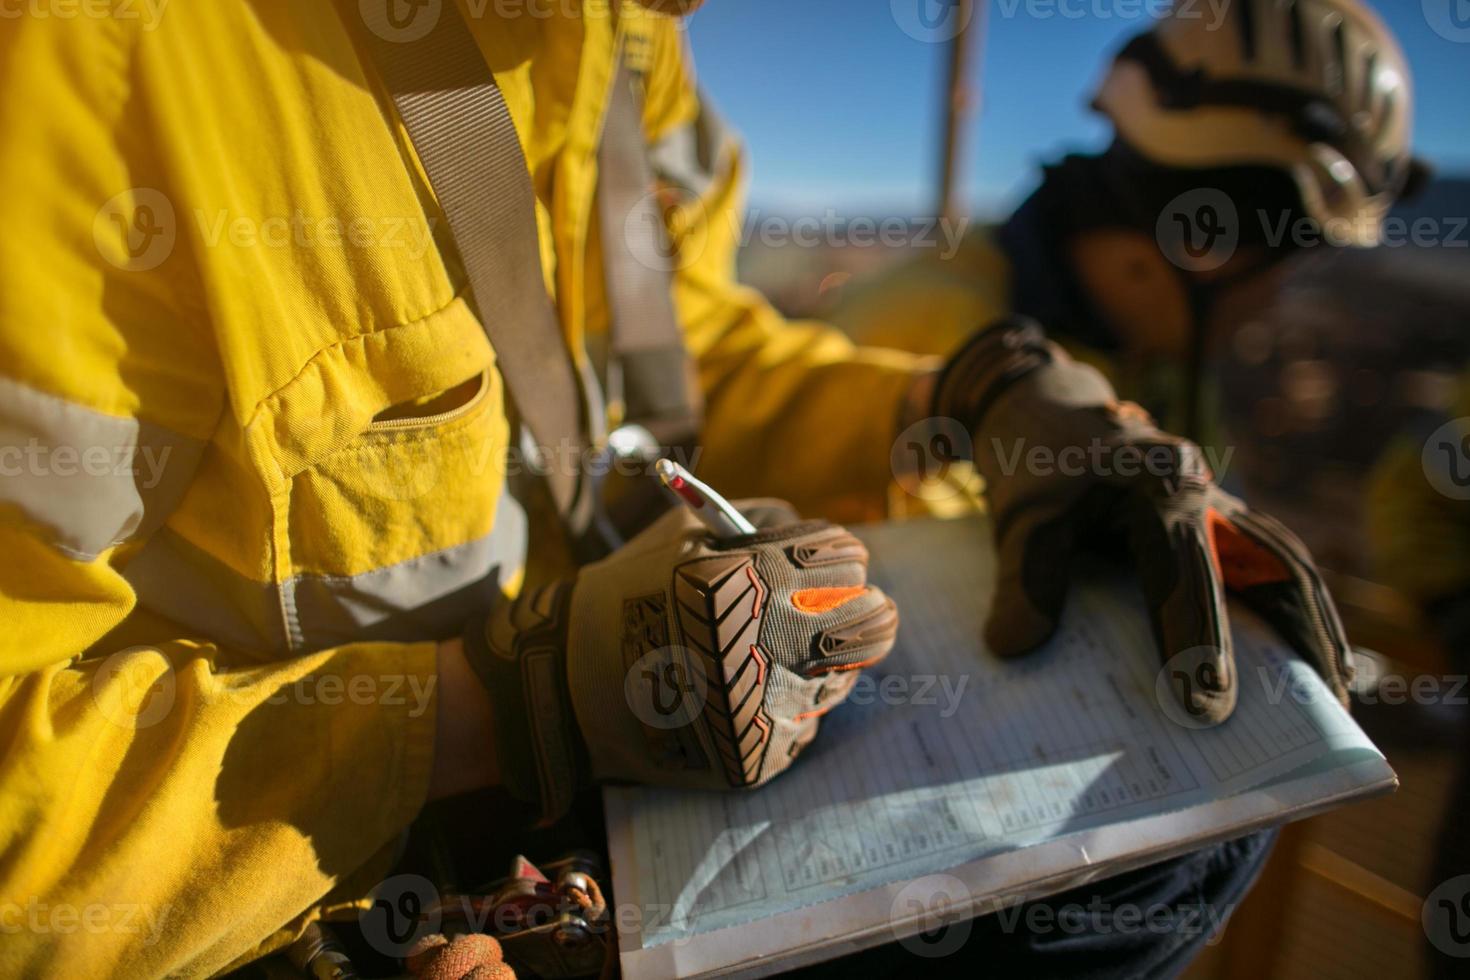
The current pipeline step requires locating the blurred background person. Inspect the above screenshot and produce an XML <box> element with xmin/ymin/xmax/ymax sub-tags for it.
<box><xmin>826</xmin><ymin>0</ymin><xmax>1428</xmax><ymax>451</ymax></box>
<box><xmin>690</xmin><ymin>0</ymin><xmax>1470</xmax><ymax>976</ymax></box>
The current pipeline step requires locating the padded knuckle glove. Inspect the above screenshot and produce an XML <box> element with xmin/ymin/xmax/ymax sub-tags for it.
<box><xmin>464</xmin><ymin>500</ymin><xmax>898</xmax><ymax>821</ymax></box>
<box><xmin>930</xmin><ymin>316</ymin><xmax>1353</xmax><ymax>725</ymax></box>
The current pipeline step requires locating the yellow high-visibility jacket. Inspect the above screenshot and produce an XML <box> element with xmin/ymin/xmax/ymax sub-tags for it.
<box><xmin>824</xmin><ymin>225</ymin><xmax>1012</xmax><ymax>358</ymax></box>
<box><xmin>0</xmin><ymin>3</ymin><xmax>928</xmax><ymax>974</ymax></box>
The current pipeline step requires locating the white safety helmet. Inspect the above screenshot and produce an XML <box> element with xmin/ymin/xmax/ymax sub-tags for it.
<box><xmin>1093</xmin><ymin>0</ymin><xmax>1422</xmax><ymax>246</ymax></box>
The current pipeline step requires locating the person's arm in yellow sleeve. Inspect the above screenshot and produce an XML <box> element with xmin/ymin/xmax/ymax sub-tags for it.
<box><xmin>0</xmin><ymin>17</ymin><xmax>496</xmax><ymax>977</ymax></box>
<box><xmin>628</xmin><ymin>16</ymin><xmax>937</xmax><ymax>524</ymax></box>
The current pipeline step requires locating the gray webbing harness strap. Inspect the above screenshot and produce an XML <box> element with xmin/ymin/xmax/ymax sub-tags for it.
<box><xmin>597</xmin><ymin>57</ymin><xmax>704</xmax><ymax>447</ymax></box>
<box><xmin>359</xmin><ymin>3</ymin><xmax>702</xmax><ymax>540</ymax></box>
<box><xmin>360</xmin><ymin>2</ymin><xmax>594</xmax><ymax>531</ymax></box>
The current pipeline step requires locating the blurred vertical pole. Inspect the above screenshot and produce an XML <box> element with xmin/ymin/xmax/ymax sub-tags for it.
<box><xmin>936</xmin><ymin>0</ymin><xmax>985</xmax><ymax>221</ymax></box>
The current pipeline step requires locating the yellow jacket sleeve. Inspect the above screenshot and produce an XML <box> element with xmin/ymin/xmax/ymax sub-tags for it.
<box><xmin>822</xmin><ymin>227</ymin><xmax>1014</xmax><ymax>358</ymax></box>
<box><xmin>0</xmin><ymin>16</ymin><xmax>436</xmax><ymax>977</ymax></box>
<box><xmin>626</xmin><ymin>17</ymin><xmax>935</xmax><ymax>524</ymax></box>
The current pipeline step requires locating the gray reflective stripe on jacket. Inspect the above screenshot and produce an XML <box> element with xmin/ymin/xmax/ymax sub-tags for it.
<box><xmin>124</xmin><ymin>488</ymin><xmax>529</xmax><ymax>654</ymax></box>
<box><xmin>0</xmin><ymin>375</ymin><xmax>204</xmax><ymax>561</ymax></box>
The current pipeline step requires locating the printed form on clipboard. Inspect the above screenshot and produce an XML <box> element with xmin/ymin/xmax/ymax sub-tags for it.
<box><xmin>603</xmin><ymin>515</ymin><xmax>1397</xmax><ymax>979</ymax></box>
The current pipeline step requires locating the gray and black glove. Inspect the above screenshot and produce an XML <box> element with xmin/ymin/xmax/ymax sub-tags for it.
<box><xmin>463</xmin><ymin>501</ymin><xmax>899</xmax><ymax>820</ymax></box>
<box><xmin>929</xmin><ymin>316</ymin><xmax>1353</xmax><ymax>724</ymax></box>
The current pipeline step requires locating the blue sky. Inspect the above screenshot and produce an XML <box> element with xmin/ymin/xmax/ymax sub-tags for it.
<box><xmin>685</xmin><ymin>1</ymin><xmax>1470</xmax><ymax>218</ymax></box>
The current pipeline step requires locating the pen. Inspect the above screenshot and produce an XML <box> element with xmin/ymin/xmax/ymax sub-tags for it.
<box><xmin>655</xmin><ymin>459</ymin><xmax>757</xmax><ymax>539</ymax></box>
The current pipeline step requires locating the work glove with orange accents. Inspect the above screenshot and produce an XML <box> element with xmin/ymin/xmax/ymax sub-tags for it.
<box><xmin>929</xmin><ymin>316</ymin><xmax>1353</xmax><ymax>724</ymax></box>
<box><xmin>463</xmin><ymin>501</ymin><xmax>899</xmax><ymax>820</ymax></box>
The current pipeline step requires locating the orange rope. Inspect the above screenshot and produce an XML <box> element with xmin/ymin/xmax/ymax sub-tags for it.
<box><xmin>406</xmin><ymin>933</ymin><xmax>514</xmax><ymax>980</ymax></box>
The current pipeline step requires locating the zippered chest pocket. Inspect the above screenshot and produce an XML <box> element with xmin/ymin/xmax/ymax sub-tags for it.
<box><xmin>262</xmin><ymin>300</ymin><xmax>525</xmax><ymax>651</ymax></box>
